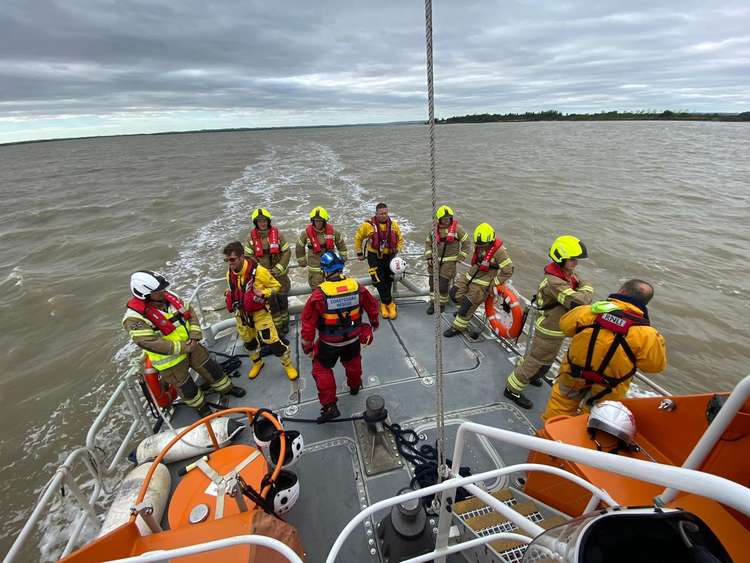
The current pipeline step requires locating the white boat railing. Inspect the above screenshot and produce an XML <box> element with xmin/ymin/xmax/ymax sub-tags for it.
<box><xmin>325</xmin><ymin>462</ymin><xmax>618</xmax><ymax>563</ymax></box>
<box><xmin>4</xmin><ymin>369</ymin><xmax>153</xmax><ymax>562</ymax></box>
<box><xmin>104</xmin><ymin>534</ymin><xmax>305</xmax><ymax>563</ymax></box>
<box><xmin>430</xmin><ymin>418</ymin><xmax>750</xmax><ymax>563</ymax></box>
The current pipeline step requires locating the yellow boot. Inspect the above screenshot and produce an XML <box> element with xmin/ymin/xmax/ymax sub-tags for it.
<box><xmin>281</xmin><ymin>354</ymin><xmax>299</xmax><ymax>381</ymax></box>
<box><xmin>248</xmin><ymin>351</ymin><xmax>264</xmax><ymax>379</ymax></box>
<box><xmin>388</xmin><ymin>302</ymin><xmax>398</xmax><ymax>319</ymax></box>
<box><xmin>380</xmin><ymin>302</ymin><xmax>390</xmax><ymax>319</ymax></box>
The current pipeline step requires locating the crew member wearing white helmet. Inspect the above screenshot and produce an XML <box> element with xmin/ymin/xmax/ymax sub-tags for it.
<box><xmin>424</xmin><ymin>205</ymin><xmax>468</xmax><ymax>315</ymax></box>
<box><xmin>243</xmin><ymin>208</ymin><xmax>292</xmax><ymax>335</ymax></box>
<box><xmin>295</xmin><ymin>206</ymin><xmax>348</xmax><ymax>289</ymax></box>
<box><xmin>354</xmin><ymin>202</ymin><xmax>405</xmax><ymax>319</ymax></box>
<box><xmin>444</xmin><ymin>223</ymin><xmax>513</xmax><ymax>338</ymax></box>
<box><xmin>124</xmin><ymin>271</ymin><xmax>246</xmax><ymax>417</ymax></box>
<box><xmin>542</xmin><ymin>279</ymin><xmax>667</xmax><ymax>420</ymax></box>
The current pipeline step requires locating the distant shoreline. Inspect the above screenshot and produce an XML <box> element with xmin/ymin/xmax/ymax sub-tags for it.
<box><xmin>0</xmin><ymin>120</ymin><xmax>421</xmax><ymax>148</ymax></box>
<box><xmin>438</xmin><ymin>110</ymin><xmax>750</xmax><ymax>124</ymax></box>
<box><xmin>3</xmin><ymin>111</ymin><xmax>748</xmax><ymax>147</ymax></box>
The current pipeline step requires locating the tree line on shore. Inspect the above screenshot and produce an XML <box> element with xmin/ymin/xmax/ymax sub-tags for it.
<box><xmin>436</xmin><ymin>110</ymin><xmax>750</xmax><ymax>124</ymax></box>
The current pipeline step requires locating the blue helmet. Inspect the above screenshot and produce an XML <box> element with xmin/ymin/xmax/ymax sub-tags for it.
<box><xmin>320</xmin><ymin>252</ymin><xmax>344</xmax><ymax>274</ymax></box>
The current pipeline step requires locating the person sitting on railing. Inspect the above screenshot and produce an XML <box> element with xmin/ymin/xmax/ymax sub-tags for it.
<box><xmin>223</xmin><ymin>241</ymin><xmax>298</xmax><ymax>381</ymax></box>
<box><xmin>300</xmin><ymin>252</ymin><xmax>379</xmax><ymax>423</ymax></box>
<box><xmin>296</xmin><ymin>206</ymin><xmax>348</xmax><ymax>289</ymax></box>
<box><xmin>504</xmin><ymin>235</ymin><xmax>593</xmax><ymax>410</ymax></box>
<box><xmin>542</xmin><ymin>279</ymin><xmax>667</xmax><ymax>420</ymax></box>
<box><xmin>354</xmin><ymin>202</ymin><xmax>405</xmax><ymax>319</ymax></box>
<box><xmin>443</xmin><ymin>223</ymin><xmax>513</xmax><ymax>338</ymax></box>
<box><xmin>243</xmin><ymin>208</ymin><xmax>292</xmax><ymax>336</ymax></box>
<box><xmin>424</xmin><ymin>205</ymin><xmax>469</xmax><ymax>315</ymax></box>
<box><xmin>124</xmin><ymin>271</ymin><xmax>246</xmax><ymax>418</ymax></box>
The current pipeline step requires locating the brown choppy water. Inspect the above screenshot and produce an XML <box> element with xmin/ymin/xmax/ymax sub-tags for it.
<box><xmin>0</xmin><ymin>122</ymin><xmax>748</xmax><ymax>559</ymax></box>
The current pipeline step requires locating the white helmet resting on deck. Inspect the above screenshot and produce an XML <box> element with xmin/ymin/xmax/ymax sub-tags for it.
<box><xmin>268</xmin><ymin>469</ymin><xmax>300</xmax><ymax>516</ymax></box>
<box><xmin>587</xmin><ymin>401</ymin><xmax>636</xmax><ymax>449</ymax></box>
<box><xmin>269</xmin><ymin>430</ymin><xmax>304</xmax><ymax>469</ymax></box>
<box><xmin>130</xmin><ymin>271</ymin><xmax>169</xmax><ymax>300</ymax></box>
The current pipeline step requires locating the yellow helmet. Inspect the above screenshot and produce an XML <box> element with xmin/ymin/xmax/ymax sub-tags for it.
<box><xmin>309</xmin><ymin>206</ymin><xmax>330</xmax><ymax>222</ymax></box>
<box><xmin>549</xmin><ymin>235</ymin><xmax>588</xmax><ymax>263</ymax></box>
<box><xmin>473</xmin><ymin>223</ymin><xmax>495</xmax><ymax>244</ymax></box>
<box><xmin>436</xmin><ymin>205</ymin><xmax>454</xmax><ymax>220</ymax></box>
<box><xmin>251</xmin><ymin>208</ymin><xmax>272</xmax><ymax>225</ymax></box>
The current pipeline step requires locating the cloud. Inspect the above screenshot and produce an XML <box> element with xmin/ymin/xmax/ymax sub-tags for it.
<box><xmin>1</xmin><ymin>0</ymin><xmax>749</xmax><ymax>142</ymax></box>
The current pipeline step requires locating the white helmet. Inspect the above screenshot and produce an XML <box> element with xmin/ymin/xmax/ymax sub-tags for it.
<box><xmin>390</xmin><ymin>256</ymin><xmax>407</xmax><ymax>278</ymax></box>
<box><xmin>253</xmin><ymin>411</ymin><xmax>283</xmax><ymax>449</ymax></box>
<box><xmin>269</xmin><ymin>430</ymin><xmax>304</xmax><ymax>469</ymax></box>
<box><xmin>269</xmin><ymin>469</ymin><xmax>300</xmax><ymax>516</ymax></box>
<box><xmin>587</xmin><ymin>401</ymin><xmax>636</xmax><ymax>446</ymax></box>
<box><xmin>130</xmin><ymin>270</ymin><xmax>169</xmax><ymax>300</ymax></box>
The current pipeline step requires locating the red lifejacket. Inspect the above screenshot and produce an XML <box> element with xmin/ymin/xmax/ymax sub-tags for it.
<box><xmin>250</xmin><ymin>227</ymin><xmax>280</xmax><ymax>257</ymax></box>
<box><xmin>226</xmin><ymin>259</ymin><xmax>267</xmax><ymax>313</ymax></box>
<box><xmin>369</xmin><ymin>217</ymin><xmax>398</xmax><ymax>253</ymax></box>
<box><xmin>306</xmin><ymin>223</ymin><xmax>335</xmax><ymax>254</ymax></box>
<box><xmin>471</xmin><ymin>239</ymin><xmax>503</xmax><ymax>272</ymax></box>
<box><xmin>436</xmin><ymin>220</ymin><xmax>458</xmax><ymax>243</ymax></box>
<box><xmin>544</xmin><ymin>261</ymin><xmax>579</xmax><ymax>290</ymax></box>
<box><xmin>127</xmin><ymin>292</ymin><xmax>191</xmax><ymax>335</ymax></box>
<box><xmin>568</xmin><ymin>305</ymin><xmax>650</xmax><ymax>403</ymax></box>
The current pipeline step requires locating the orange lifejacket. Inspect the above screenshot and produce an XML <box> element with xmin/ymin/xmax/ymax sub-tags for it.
<box><xmin>250</xmin><ymin>227</ymin><xmax>280</xmax><ymax>257</ymax></box>
<box><xmin>226</xmin><ymin>259</ymin><xmax>266</xmax><ymax>314</ymax></box>
<box><xmin>471</xmin><ymin>239</ymin><xmax>503</xmax><ymax>272</ymax></box>
<box><xmin>306</xmin><ymin>223</ymin><xmax>335</xmax><ymax>254</ymax></box>
<box><xmin>369</xmin><ymin>217</ymin><xmax>398</xmax><ymax>254</ymax></box>
<box><xmin>317</xmin><ymin>278</ymin><xmax>362</xmax><ymax>342</ymax></box>
<box><xmin>436</xmin><ymin>220</ymin><xmax>458</xmax><ymax>243</ymax></box>
<box><xmin>127</xmin><ymin>292</ymin><xmax>191</xmax><ymax>335</ymax></box>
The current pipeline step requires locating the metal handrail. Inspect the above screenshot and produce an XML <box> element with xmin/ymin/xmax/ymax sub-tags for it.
<box><xmin>655</xmin><ymin>373</ymin><xmax>750</xmax><ymax>505</ymax></box>
<box><xmin>4</xmin><ymin>370</ymin><xmax>153</xmax><ymax>562</ymax></box>
<box><xmin>432</xmin><ymin>420</ymin><xmax>750</xmax><ymax>562</ymax></box>
<box><xmin>325</xmin><ymin>462</ymin><xmax>617</xmax><ymax>563</ymax></box>
<box><xmin>104</xmin><ymin>534</ymin><xmax>304</xmax><ymax>563</ymax></box>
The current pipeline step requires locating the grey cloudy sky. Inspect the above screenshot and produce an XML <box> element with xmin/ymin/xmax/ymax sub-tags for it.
<box><xmin>1</xmin><ymin>0</ymin><xmax>748</xmax><ymax>143</ymax></box>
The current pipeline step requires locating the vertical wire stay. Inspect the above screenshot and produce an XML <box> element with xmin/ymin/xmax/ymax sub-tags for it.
<box><xmin>424</xmin><ymin>0</ymin><xmax>446</xmax><ymax>486</ymax></box>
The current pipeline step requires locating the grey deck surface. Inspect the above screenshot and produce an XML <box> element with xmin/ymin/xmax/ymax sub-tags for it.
<box><xmin>161</xmin><ymin>297</ymin><xmax>553</xmax><ymax>562</ymax></box>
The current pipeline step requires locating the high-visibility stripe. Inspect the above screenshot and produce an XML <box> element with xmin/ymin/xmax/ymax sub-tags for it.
<box><xmin>507</xmin><ymin>371</ymin><xmax>526</xmax><ymax>392</ymax></box>
<box><xmin>308</xmin><ymin>266</ymin><xmax>322</xmax><ymax>273</ymax></box>
<box><xmin>129</xmin><ymin>329</ymin><xmax>156</xmax><ymax>337</ymax></box>
<box><xmin>453</xmin><ymin>316</ymin><xmax>470</xmax><ymax>328</ymax></box>
<box><xmin>499</xmin><ymin>258</ymin><xmax>512</xmax><ymax>268</ymax></box>
<box><xmin>183</xmin><ymin>388</ymin><xmax>205</xmax><ymax>408</ymax></box>
<box><xmin>534</xmin><ymin>315</ymin><xmax>564</xmax><ymax>337</ymax></box>
<box><xmin>210</xmin><ymin>375</ymin><xmax>233</xmax><ymax>393</ymax></box>
<box><xmin>579</xmin><ymin>284</ymin><xmax>593</xmax><ymax>292</ymax></box>
<box><xmin>280</xmin><ymin>243</ymin><xmax>290</xmax><ymax>251</ymax></box>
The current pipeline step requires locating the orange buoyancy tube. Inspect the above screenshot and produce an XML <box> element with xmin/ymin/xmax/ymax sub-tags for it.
<box><xmin>143</xmin><ymin>356</ymin><xmax>177</xmax><ymax>408</ymax></box>
<box><xmin>484</xmin><ymin>283</ymin><xmax>524</xmax><ymax>339</ymax></box>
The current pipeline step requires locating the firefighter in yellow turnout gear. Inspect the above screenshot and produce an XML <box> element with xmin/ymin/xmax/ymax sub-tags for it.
<box><xmin>223</xmin><ymin>241</ymin><xmax>298</xmax><ymax>381</ymax></box>
<box><xmin>354</xmin><ymin>202</ymin><xmax>405</xmax><ymax>319</ymax></box>
<box><xmin>443</xmin><ymin>223</ymin><xmax>513</xmax><ymax>337</ymax></box>
<box><xmin>243</xmin><ymin>208</ymin><xmax>292</xmax><ymax>335</ymax></box>
<box><xmin>124</xmin><ymin>271</ymin><xmax>245</xmax><ymax>418</ymax></box>
<box><xmin>296</xmin><ymin>207</ymin><xmax>348</xmax><ymax>289</ymax></box>
<box><xmin>542</xmin><ymin>279</ymin><xmax>667</xmax><ymax>420</ymax></box>
<box><xmin>424</xmin><ymin>205</ymin><xmax>468</xmax><ymax>315</ymax></box>
<box><xmin>504</xmin><ymin>236</ymin><xmax>594</xmax><ymax>409</ymax></box>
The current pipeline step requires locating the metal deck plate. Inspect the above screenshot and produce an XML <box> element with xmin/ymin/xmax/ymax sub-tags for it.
<box><xmin>354</xmin><ymin>418</ymin><xmax>404</xmax><ymax>476</ymax></box>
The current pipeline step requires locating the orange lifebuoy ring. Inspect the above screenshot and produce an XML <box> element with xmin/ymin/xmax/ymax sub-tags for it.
<box><xmin>484</xmin><ymin>284</ymin><xmax>524</xmax><ymax>339</ymax></box>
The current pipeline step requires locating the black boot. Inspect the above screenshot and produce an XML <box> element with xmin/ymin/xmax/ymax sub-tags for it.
<box><xmin>504</xmin><ymin>388</ymin><xmax>533</xmax><ymax>409</ymax></box>
<box><xmin>197</xmin><ymin>404</ymin><xmax>213</xmax><ymax>418</ymax></box>
<box><xmin>226</xmin><ymin>385</ymin><xmax>247</xmax><ymax>398</ymax></box>
<box><xmin>529</xmin><ymin>377</ymin><xmax>543</xmax><ymax>387</ymax></box>
<box><xmin>426</xmin><ymin>302</ymin><xmax>435</xmax><ymax>315</ymax></box>
<box><xmin>443</xmin><ymin>327</ymin><xmax>460</xmax><ymax>337</ymax></box>
<box><xmin>317</xmin><ymin>403</ymin><xmax>341</xmax><ymax>423</ymax></box>
<box><xmin>349</xmin><ymin>384</ymin><xmax>361</xmax><ymax>396</ymax></box>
